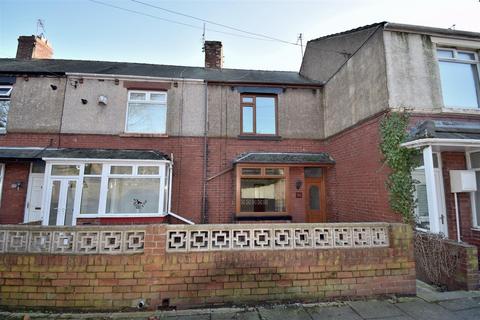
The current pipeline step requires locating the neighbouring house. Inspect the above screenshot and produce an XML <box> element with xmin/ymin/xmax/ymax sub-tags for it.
<box><xmin>0</xmin><ymin>22</ymin><xmax>479</xmax><ymax>258</ymax></box>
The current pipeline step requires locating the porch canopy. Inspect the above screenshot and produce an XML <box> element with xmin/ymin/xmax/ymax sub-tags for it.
<box><xmin>402</xmin><ymin>120</ymin><xmax>480</xmax><ymax>152</ymax></box>
<box><xmin>401</xmin><ymin>120</ymin><xmax>480</xmax><ymax>236</ymax></box>
<box><xmin>233</xmin><ymin>152</ymin><xmax>335</xmax><ymax>165</ymax></box>
<box><xmin>0</xmin><ymin>147</ymin><xmax>169</xmax><ymax>161</ymax></box>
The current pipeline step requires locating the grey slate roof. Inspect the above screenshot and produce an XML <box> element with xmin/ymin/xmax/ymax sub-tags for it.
<box><xmin>407</xmin><ymin>120</ymin><xmax>480</xmax><ymax>141</ymax></box>
<box><xmin>0</xmin><ymin>58</ymin><xmax>321</xmax><ymax>86</ymax></box>
<box><xmin>0</xmin><ymin>147</ymin><xmax>169</xmax><ymax>160</ymax></box>
<box><xmin>234</xmin><ymin>152</ymin><xmax>335</xmax><ymax>164</ymax></box>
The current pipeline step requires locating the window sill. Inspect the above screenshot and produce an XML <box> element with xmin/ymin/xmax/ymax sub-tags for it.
<box><xmin>237</xmin><ymin>135</ymin><xmax>282</xmax><ymax>141</ymax></box>
<box><xmin>78</xmin><ymin>213</ymin><xmax>167</xmax><ymax>218</ymax></box>
<box><xmin>236</xmin><ymin>215</ymin><xmax>292</xmax><ymax>221</ymax></box>
<box><xmin>120</xmin><ymin>133</ymin><xmax>169</xmax><ymax>138</ymax></box>
<box><xmin>471</xmin><ymin>227</ymin><xmax>480</xmax><ymax>232</ymax></box>
<box><xmin>441</xmin><ymin>107</ymin><xmax>480</xmax><ymax>115</ymax></box>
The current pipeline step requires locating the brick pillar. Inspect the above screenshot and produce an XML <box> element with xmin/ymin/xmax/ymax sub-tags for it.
<box><xmin>16</xmin><ymin>35</ymin><xmax>53</xmax><ymax>60</ymax></box>
<box><xmin>204</xmin><ymin>41</ymin><xmax>223</xmax><ymax>69</ymax></box>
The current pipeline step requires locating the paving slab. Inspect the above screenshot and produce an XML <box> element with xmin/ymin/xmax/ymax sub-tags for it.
<box><xmin>305</xmin><ymin>305</ymin><xmax>362</xmax><ymax>320</ymax></box>
<box><xmin>258</xmin><ymin>305</ymin><xmax>311</xmax><ymax>320</ymax></box>
<box><xmin>416</xmin><ymin>280</ymin><xmax>480</xmax><ymax>303</ymax></box>
<box><xmin>453</xmin><ymin>308</ymin><xmax>480</xmax><ymax>320</ymax></box>
<box><xmin>437</xmin><ymin>298</ymin><xmax>480</xmax><ymax>311</ymax></box>
<box><xmin>347</xmin><ymin>300</ymin><xmax>406</xmax><ymax>319</ymax></box>
<box><xmin>165</xmin><ymin>314</ymin><xmax>210</xmax><ymax>320</ymax></box>
<box><xmin>211</xmin><ymin>310</ymin><xmax>260</xmax><ymax>320</ymax></box>
<box><xmin>395</xmin><ymin>299</ymin><xmax>457</xmax><ymax>320</ymax></box>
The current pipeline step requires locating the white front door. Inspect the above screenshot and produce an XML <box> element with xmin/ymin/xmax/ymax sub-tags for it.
<box><xmin>45</xmin><ymin>178</ymin><xmax>78</xmax><ymax>226</ymax></box>
<box><xmin>25</xmin><ymin>173</ymin><xmax>44</xmax><ymax>223</ymax></box>
<box><xmin>413</xmin><ymin>168</ymin><xmax>448</xmax><ymax>235</ymax></box>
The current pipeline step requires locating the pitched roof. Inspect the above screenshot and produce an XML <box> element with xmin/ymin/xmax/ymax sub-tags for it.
<box><xmin>0</xmin><ymin>58</ymin><xmax>321</xmax><ymax>86</ymax></box>
<box><xmin>0</xmin><ymin>147</ymin><xmax>169</xmax><ymax>160</ymax></box>
<box><xmin>234</xmin><ymin>152</ymin><xmax>335</xmax><ymax>164</ymax></box>
<box><xmin>407</xmin><ymin>120</ymin><xmax>480</xmax><ymax>141</ymax></box>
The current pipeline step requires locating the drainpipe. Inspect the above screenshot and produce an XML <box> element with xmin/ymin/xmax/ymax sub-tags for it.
<box><xmin>201</xmin><ymin>81</ymin><xmax>209</xmax><ymax>224</ymax></box>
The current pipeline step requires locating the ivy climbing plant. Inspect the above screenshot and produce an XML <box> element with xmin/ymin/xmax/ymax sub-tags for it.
<box><xmin>379</xmin><ymin>112</ymin><xmax>420</xmax><ymax>225</ymax></box>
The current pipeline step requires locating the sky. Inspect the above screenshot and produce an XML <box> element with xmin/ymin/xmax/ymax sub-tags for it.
<box><xmin>1</xmin><ymin>0</ymin><xmax>480</xmax><ymax>71</ymax></box>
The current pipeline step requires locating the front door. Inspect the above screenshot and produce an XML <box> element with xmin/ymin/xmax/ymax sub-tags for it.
<box><xmin>25</xmin><ymin>173</ymin><xmax>44</xmax><ymax>223</ymax></box>
<box><xmin>46</xmin><ymin>178</ymin><xmax>78</xmax><ymax>226</ymax></box>
<box><xmin>305</xmin><ymin>167</ymin><xmax>326</xmax><ymax>223</ymax></box>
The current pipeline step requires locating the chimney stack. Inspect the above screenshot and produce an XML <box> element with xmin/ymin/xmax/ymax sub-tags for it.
<box><xmin>204</xmin><ymin>41</ymin><xmax>223</xmax><ymax>69</ymax></box>
<box><xmin>16</xmin><ymin>35</ymin><xmax>53</xmax><ymax>60</ymax></box>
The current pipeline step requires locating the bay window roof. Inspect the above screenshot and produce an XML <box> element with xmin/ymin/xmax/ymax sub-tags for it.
<box><xmin>0</xmin><ymin>147</ymin><xmax>169</xmax><ymax>161</ymax></box>
<box><xmin>234</xmin><ymin>152</ymin><xmax>335</xmax><ymax>165</ymax></box>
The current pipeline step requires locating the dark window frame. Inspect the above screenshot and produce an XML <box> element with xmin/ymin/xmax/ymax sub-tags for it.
<box><xmin>240</xmin><ymin>94</ymin><xmax>278</xmax><ymax>136</ymax></box>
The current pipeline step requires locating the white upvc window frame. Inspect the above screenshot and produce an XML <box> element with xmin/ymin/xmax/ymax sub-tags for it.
<box><xmin>41</xmin><ymin>159</ymin><xmax>172</xmax><ymax>226</ymax></box>
<box><xmin>436</xmin><ymin>46</ymin><xmax>480</xmax><ymax>110</ymax></box>
<box><xmin>125</xmin><ymin>90</ymin><xmax>168</xmax><ymax>134</ymax></box>
<box><xmin>466</xmin><ymin>149</ymin><xmax>480</xmax><ymax>229</ymax></box>
<box><xmin>0</xmin><ymin>85</ymin><xmax>13</xmax><ymax>134</ymax></box>
<box><xmin>0</xmin><ymin>163</ymin><xmax>4</xmax><ymax>205</ymax></box>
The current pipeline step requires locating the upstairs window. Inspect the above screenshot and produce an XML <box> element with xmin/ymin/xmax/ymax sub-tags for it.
<box><xmin>241</xmin><ymin>95</ymin><xmax>277</xmax><ymax>135</ymax></box>
<box><xmin>0</xmin><ymin>86</ymin><xmax>12</xmax><ymax>133</ymax></box>
<box><xmin>126</xmin><ymin>91</ymin><xmax>167</xmax><ymax>134</ymax></box>
<box><xmin>437</xmin><ymin>48</ymin><xmax>480</xmax><ymax>109</ymax></box>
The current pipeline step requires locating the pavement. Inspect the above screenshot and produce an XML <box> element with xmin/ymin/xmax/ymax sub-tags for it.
<box><xmin>2</xmin><ymin>281</ymin><xmax>480</xmax><ymax>320</ymax></box>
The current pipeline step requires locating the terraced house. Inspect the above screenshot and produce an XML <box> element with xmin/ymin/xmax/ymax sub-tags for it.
<box><xmin>0</xmin><ymin>22</ymin><xmax>480</xmax><ymax>258</ymax></box>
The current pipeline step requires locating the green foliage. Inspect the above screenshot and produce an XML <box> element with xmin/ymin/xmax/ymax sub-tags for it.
<box><xmin>379</xmin><ymin>112</ymin><xmax>420</xmax><ymax>225</ymax></box>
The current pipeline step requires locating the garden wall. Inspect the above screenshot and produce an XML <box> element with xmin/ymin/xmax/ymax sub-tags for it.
<box><xmin>0</xmin><ymin>223</ymin><xmax>415</xmax><ymax>311</ymax></box>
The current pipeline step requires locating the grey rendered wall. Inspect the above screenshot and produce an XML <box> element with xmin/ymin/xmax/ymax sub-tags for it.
<box><xmin>207</xmin><ymin>85</ymin><xmax>323</xmax><ymax>139</ymax></box>
<box><xmin>60</xmin><ymin>78</ymin><xmax>205</xmax><ymax>136</ymax></box>
<box><xmin>300</xmin><ymin>26</ymin><xmax>382</xmax><ymax>83</ymax></box>
<box><xmin>383</xmin><ymin>31</ymin><xmax>444</xmax><ymax>111</ymax></box>
<box><xmin>324</xmin><ymin>28</ymin><xmax>389</xmax><ymax>137</ymax></box>
<box><xmin>7</xmin><ymin>76</ymin><xmax>66</xmax><ymax>133</ymax></box>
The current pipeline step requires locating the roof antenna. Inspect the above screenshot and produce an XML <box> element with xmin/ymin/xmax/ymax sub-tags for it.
<box><xmin>448</xmin><ymin>24</ymin><xmax>456</xmax><ymax>30</ymax></box>
<box><xmin>297</xmin><ymin>33</ymin><xmax>304</xmax><ymax>58</ymax></box>
<box><xmin>201</xmin><ymin>22</ymin><xmax>206</xmax><ymax>52</ymax></box>
<box><xmin>36</xmin><ymin>19</ymin><xmax>46</xmax><ymax>38</ymax></box>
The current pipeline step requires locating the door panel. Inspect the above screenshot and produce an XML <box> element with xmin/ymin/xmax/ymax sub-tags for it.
<box><xmin>305</xmin><ymin>177</ymin><xmax>326</xmax><ymax>223</ymax></box>
<box><xmin>64</xmin><ymin>181</ymin><xmax>77</xmax><ymax>226</ymax></box>
<box><xmin>26</xmin><ymin>175</ymin><xmax>44</xmax><ymax>222</ymax></box>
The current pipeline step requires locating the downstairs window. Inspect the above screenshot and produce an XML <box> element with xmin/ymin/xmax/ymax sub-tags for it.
<box><xmin>237</xmin><ymin>166</ymin><xmax>287</xmax><ymax>216</ymax></box>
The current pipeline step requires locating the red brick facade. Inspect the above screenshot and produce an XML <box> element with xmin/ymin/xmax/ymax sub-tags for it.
<box><xmin>0</xmin><ymin>223</ymin><xmax>415</xmax><ymax>310</ymax></box>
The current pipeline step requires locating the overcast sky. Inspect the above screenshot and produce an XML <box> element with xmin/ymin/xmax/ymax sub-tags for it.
<box><xmin>1</xmin><ymin>0</ymin><xmax>479</xmax><ymax>71</ymax></box>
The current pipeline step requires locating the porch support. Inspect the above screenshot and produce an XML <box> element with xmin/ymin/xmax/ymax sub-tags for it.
<box><xmin>423</xmin><ymin>146</ymin><xmax>441</xmax><ymax>233</ymax></box>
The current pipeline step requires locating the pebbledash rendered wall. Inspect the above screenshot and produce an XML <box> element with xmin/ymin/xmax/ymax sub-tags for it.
<box><xmin>0</xmin><ymin>223</ymin><xmax>415</xmax><ymax>310</ymax></box>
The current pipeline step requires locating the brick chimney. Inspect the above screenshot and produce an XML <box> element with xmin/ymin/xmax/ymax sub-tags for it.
<box><xmin>16</xmin><ymin>35</ymin><xmax>53</xmax><ymax>60</ymax></box>
<box><xmin>204</xmin><ymin>41</ymin><xmax>223</xmax><ymax>69</ymax></box>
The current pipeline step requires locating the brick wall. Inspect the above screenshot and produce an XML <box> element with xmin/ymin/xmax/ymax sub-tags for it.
<box><xmin>324</xmin><ymin>113</ymin><xmax>398</xmax><ymax>223</ymax></box>
<box><xmin>0</xmin><ymin>161</ymin><xmax>30</xmax><ymax>224</ymax></box>
<box><xmin>0</xmin><ymin>223</ymin><xmax>415</xmax><ymax>311</ymax></box>
<box><xmin>416</xmin><ymin>234</ymin><xmax>479</xmax><ymax>290</ymax></box>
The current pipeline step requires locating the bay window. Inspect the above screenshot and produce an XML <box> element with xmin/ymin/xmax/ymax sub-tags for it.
<box><xmin>468</xmin><ymin>151</ymin><xmax>480</xmax><ymax>228</ymax></box>
<box><xmin>236</xmin><ymin>166</ymin><xmax>288</xmax><ymax>216</ymax></box>
<box><xmin>43</xmin><ymin>160</ymin><xmax>171</xmax><ymax>225</ymax></box>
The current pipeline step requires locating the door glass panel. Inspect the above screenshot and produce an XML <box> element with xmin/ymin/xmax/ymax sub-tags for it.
<box><xmin>475</xmin><ymin>171</ymin><xmax>480</xmax><ymax>227</ymax></box>
<box><xmin>309</xmin><ymin>185</ymin><xmax>320</xmax><ymax>210</ymax></box>
<box><xmin>64</xmin><ymin>181</ymin><xmax>76</xmax><ymax>226</ymax></box>
<box><xmin>305</xmin><ymin>167</ymin><xmax>323</xmax><ymax>178</ymax></box>
<box><xmin>412</xmin><ymin>169</ymin><xmax>430</xmax><ymax>230</ymax></box>
<box><xmin>48</xmin><ymin>181</ymin><xmax>61</xmax><ymax>226</ymax></box>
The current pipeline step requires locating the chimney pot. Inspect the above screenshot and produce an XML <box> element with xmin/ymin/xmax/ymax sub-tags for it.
<box><xmin>204</xmin><ymin>41</ymin><xmax>223</xmax><ymax>69</ymax></box>
<box><xmin>16</xmin><ymin>35</ymin><xmax>53</xmax><ymax>60</ymax></box>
